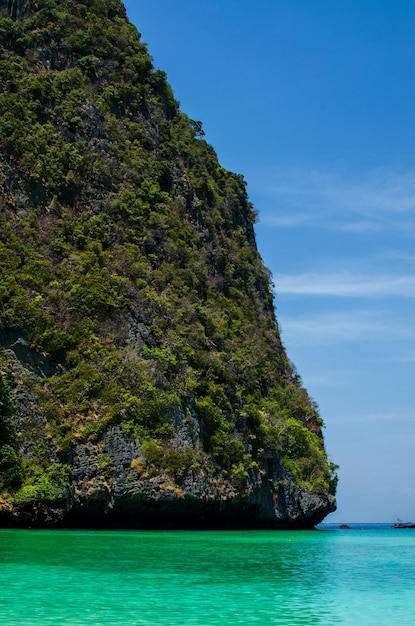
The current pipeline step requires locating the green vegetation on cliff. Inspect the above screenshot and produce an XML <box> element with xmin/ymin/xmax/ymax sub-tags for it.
<box><xmin>0</xmin><ymin>364</ymin><xmax>22</xmax><ymax>491</ymax></box>
<box><xmin>0</xmin><ymin>0</ymin><xmax>337</xmax><ymax>521</ymax></box>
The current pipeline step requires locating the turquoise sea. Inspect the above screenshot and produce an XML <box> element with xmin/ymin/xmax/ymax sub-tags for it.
<box><xmin>0</xmin><ymin>524</ymin><xmax>414</xmax><ymax>625</ymax></box>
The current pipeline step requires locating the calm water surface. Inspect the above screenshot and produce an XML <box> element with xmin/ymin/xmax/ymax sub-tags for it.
<box><xmin>0</xmin><ymin>524</ymin><xmax>414</xmax><ymax>625</ymax></box>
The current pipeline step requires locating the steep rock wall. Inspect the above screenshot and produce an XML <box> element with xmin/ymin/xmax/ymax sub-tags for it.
<box><xmin>0</xmin><ymin>337</ymin><xmax>335</xmax><ymax>528</ymax></box>
<box><xmin>0</xmin><ymin>0</ymin><xmax>336</xmax><ymax>528</ymax></box>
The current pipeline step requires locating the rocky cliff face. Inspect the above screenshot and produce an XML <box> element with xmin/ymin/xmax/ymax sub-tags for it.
<box><xmin>0</xmin><ymin>0</ymin><xmax>336</xmax><ymax>528</ymax></box>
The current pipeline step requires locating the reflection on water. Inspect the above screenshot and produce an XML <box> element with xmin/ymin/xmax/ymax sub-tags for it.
<box><xmin>0</xmin><ymin>528</ymin><xmax>414</xmax><ymax>625</ymax></box>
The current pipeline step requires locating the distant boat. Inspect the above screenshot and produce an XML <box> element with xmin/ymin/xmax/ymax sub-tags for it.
<box><xmin>393</xmin><ymin>518</ymin><xmax>415</xmax><ymax>528</ymax></box>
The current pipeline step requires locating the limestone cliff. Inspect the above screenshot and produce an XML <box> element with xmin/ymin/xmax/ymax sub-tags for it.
<box><xmin>0</xmin><ymin>0</ymin><xmax>336</xmax><ymax>528</ymax></box>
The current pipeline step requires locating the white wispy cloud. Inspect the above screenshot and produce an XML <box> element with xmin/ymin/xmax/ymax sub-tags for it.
<box><xmin>249</xmin><ymin>166</ymin><xmax>415</xmax><ymax>233</ymax></box>
<box><xmin>274</xmin><ymin>271</ymin><xmax>415</xmax><ymax>297</ymax></box>
<box><xmin>392</xmin><ymin>485</ymin><xmax>415</xmax><ymax>496</ymax></box>
<box><xmin>397</xmin><ymin>356</ymin><xmax>415</xmax><ymax>363</ymax></box>
<box><xmin>278</xmin><ymin>309</ymin><xmax>415</xmax><ymax>345</ymax></box>
<box><xmin>279</xmin><ymin>311</ymin><xmax>378</xmax><ymax>344</ymax></box>
<box><xmin>329</xmin><ymin>410</ymin><xmax>415</xmax><ymax>425</ymax></box>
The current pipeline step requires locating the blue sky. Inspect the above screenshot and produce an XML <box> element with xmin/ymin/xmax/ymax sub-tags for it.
<box><xmin>123</xmin><ymin>1</ymin><xmax>415</xmax><ymax>523</ymax></box>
